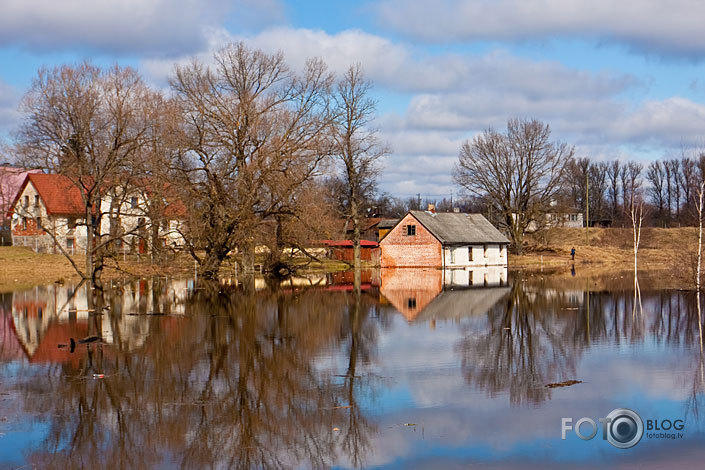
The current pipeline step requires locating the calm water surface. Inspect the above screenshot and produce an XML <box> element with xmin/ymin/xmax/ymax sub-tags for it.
<box><xmin>0</xmin><ymin>268</ymin><xmax>704</xmax><ymax>469</ymax></box>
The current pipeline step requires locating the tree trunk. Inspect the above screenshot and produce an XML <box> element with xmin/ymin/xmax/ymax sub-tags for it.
<box><xmin>85</xmin><ymin>204</ymin><xmax>93</xmax><ymax>281</ymax></box>
<box><xmin>351</xmin><ymin>199</ymin><xmax>361</xmax><ymax>271</ymax></box>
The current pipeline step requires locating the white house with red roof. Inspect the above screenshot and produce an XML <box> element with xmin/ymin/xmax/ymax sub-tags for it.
<box><xmin>8</xmin><ymin>173</ymin><xmax>185</xmax><ymax>254</ymax></box>
<box><xmin>0</xmin><ymin>166</ymin><xmax>42</xmax><ymax>245</ymax></box>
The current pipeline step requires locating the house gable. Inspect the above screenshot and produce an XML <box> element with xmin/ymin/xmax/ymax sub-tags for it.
<box><xmin>380</xmin><ymin>212</ymin><xmax>442</xmax><ymax>267</ymax></box>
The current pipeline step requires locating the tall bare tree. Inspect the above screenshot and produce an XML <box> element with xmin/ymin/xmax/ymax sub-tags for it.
<box><xmin>607</xmin><ymin>160</ymin><xmax>621</xmax><ymax>222</ymax></box>
<box><xmin>453</xmin><ymin>118</ymin><xmax>574</xmax><ymax>254</ymax></box>
<box><xmin>15</xmin><ymin>62</ymin><xmax>151</xmax><ymax>283</ymax></box>
<box><xmin>170</xmin><ymin>43</ymin><xmax>334</xmax><ymax>279</ymax></box>
<box><xmin>331</xmin><ymin>65</ymin><xmax>387</xmax><ymax>271</ymax></box>
<box><xmin>647</xmin><ymin>160</ymin><xmax>666</xmax><ymax>221</ymax></box>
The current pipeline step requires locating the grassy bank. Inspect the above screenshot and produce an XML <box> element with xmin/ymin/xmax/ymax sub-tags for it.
<box><xmin>511</xmin><ymin>226</ymin><xmax>697</xmax><ymax>288</ymax></box>
<box><xmin>0</xmin><ymin>247</ymin><xmax>197</xmax><ymax>292</ymax></box>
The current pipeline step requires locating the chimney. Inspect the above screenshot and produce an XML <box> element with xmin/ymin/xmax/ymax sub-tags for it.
<box><xmin>427</xmin><ymin>203</ymin><xmax>436</xmax><ymax>213</ymax></box>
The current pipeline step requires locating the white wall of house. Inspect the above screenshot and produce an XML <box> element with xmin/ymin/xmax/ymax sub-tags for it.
<box><xmin>11</xmin><ymin>183</ymin><xmax>186</xmax><ymax>253</ymax></box>
<box><xmin>443</xmin><ymin>243</ymin><xmax>508</xmax><ymax>267</ymax></box>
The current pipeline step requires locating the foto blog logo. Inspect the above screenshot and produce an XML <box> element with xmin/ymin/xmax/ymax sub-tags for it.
<box><xmin>561</xmin><ymin>408</ymin><xmax>644</xmax><ymax>449</ymax></box>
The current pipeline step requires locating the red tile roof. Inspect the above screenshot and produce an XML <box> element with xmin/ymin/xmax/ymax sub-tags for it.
<box><xmin>12</xmin><ymin>173</ymin><xmax>86</xmax><ymax>216</ymax></box>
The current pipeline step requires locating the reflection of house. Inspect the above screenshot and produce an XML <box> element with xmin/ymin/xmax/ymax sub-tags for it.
<box><xmin>8</xmin><ymin>280</ymin><xmax>188</xmax><ymax>365</ymax></box>
<box><xmin>380</xmin><ymin>210</ymin><xmax>509</xmax><ymax>268</ymax></box>
<box><xmin>380</xmin><ymin>267</ymin><xmax>509</xmax><ymax>321</ymax></box>
<box><xmin>9</xmin><ymin>173</ymin><xmax>185</xmax><ymax>253</ymax></box>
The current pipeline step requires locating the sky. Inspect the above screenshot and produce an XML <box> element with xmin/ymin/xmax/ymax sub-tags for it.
<box><xmin>2</xmin><ymin>1</ymin><xmax>705</xmax><ymax>199</ymax></box>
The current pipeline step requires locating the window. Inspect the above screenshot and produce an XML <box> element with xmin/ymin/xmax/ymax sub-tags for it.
<box><xmin>35</xmin><ymin>217</ymin><xmax>42</xmax><ymax>229</ymax></box>
<box><xmin>484</xmin><ymin>244</ymin><xmax>489</xmax><ymax>258</ymax></box>
<box><xmin>67</xmin><ymin>218</ymin><xmax>76</xmax><ymax>230</ymax></box>
<box><xmin>405</xmin><ymin>224</ymin><xmax>416</xmax><ymax>236</ymax></box>
<box><xmin>468</xmin><ymin>247</ymin><xmax>474</xmax><ymax>262</ymax></box>
<box><xmin>66</xmin><ymin>238</ymin><xmax>74</xmax><ymax>249</ymax></box>
<box><xmin>130</xmin><ymin>197</ymin><xmax>138</xmax><ymax>208</ymax></box>
<box><xmin>501</xmin><ymin>245</ymin><xmax>507</xmax><ymax>258</ymax></box>
<box><xmin>23</xmin><ymin>195</ymin><xmax>29</xmax><ymax>207</ymax></box>
<box><xmin>34</xmin><ymin>195</ymin><xmax>40</xmax><ymax>206</ymax></box>
<box><xmin>449</xmin><ymin>248</ymin><xmax>455</xmax><ymax>264</ymax></box>
<box><xmin>407</xmin><ymin>298</ymin><xmax>417</xmax><ymax>309</ymax></box>
<box><xmin>137</xmin><ymin>217</ymin><xmax>145</xmax><ymax>227</ymax></box>
<box><xmin>22</xmin><ymin>217</ymin><xmax>27</xmax><ymax>230</ymax></box>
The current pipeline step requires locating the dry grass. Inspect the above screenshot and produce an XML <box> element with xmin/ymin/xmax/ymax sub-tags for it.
<box><xmin>512</xmin><ymin>227</ymin><xmax>699</xmax><ymax>289</ymax></box>
<box><xmin>0</xmin><ymin>247</ymin><xmax>198</xmax><ymax>293</ymax></box>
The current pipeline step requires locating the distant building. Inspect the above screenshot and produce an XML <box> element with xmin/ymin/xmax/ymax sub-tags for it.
<box><xmin>319</xmin><ymin>239</ymin><xmax>380</xmax><ymax>264</ymax></box>
<box><xmin>380</xmin><ymin>209</ymin><xmax>510</xmax><ymax>268</ymax></box>
<box><xmin>0</xmin><ymin>166</ymin><xmax>42</xmax><ymax>245</ymax></box>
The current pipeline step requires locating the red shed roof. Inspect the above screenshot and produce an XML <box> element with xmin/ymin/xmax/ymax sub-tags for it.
<box><xmin>319</xmin><ymin>239</ymin><xmax>379</xmax><ymax>248</ymax></box>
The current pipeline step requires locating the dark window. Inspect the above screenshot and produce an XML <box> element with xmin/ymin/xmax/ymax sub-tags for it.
<box><xmin>35</xmin><ymin>217</ymin><xmax>42</xmax><ymax>229</ymax></box>
<box><xmin>407</xmin><ymin>298</ymin><xmax>417</xmax><ymax>309</ymax></box>
<box><xmin>468</xmin><ymin>247</ymin><xmax>473</xmax><ymax>261</ymax></box>
<box><xmin>67</xmin><ymin>238</ymin><xmax>74</xmax><ymax>249</ymax></box>
<box><xmin>67</xmin><ymin>218</ymin><xmax>76</xmax><ymax>230</ymax></box>
<box><xmin>137</xmin><ymin>217</ymin><xmax>145</xmax><ymax>227</ymax></box>
<box><xmin>405</xmin><ymin>224</ymin><xmax>416</xmax><ymax>236</ymax></box>
<box><xmin>23</xmin><ymin>195</ymin><xmax>29</xmax><ymax>207</ymax></box>
<box><xmin>22</xmin><ymin>217</ymin><xmax>27</xmax><ymax>230</ymax></box>
<box><xmin>34</xmin><ymin>195</ymin><xmax>40</xmax><ymax>206</ymax></box>
<box><xmin>130</xmin><ymin>197</ymin><xmax>138</xmax><ymax>208</ymax></box>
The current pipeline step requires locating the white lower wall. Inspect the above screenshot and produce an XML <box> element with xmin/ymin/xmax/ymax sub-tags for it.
<box><xmin>443</xmin><ymin>244</ymin><xmax>507</xmax><ymax>267</ymax></box>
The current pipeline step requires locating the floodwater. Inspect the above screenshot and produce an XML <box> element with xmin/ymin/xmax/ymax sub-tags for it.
<box><xmin>0</xmin><ymin>267</ymin><xmax>704</xmax><ymax>469</ymax></box>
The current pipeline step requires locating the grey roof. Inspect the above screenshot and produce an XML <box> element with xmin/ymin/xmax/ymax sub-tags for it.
<box><xmin>415</xmin><ymin>286</ymin><xmax>511</xmax><ymax>322</ymax></box>
<box><xmin>378</xmin><ymin>218</ymin><xmax>399</xmax><ymax>229</ymax></box>
<box><xmin>409</xmin><ymin>211</ymin><xmax>510</xmax><ymax>245</ymax></box>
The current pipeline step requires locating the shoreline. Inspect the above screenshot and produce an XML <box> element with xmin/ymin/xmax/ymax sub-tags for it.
<box><xmin>0</xmin><ymin>225</ymin><xmax>697</xmax><ymax>292</ymax></box>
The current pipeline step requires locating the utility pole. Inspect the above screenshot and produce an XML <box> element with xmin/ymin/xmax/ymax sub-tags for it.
<box><xmin>585</xmin><ymin>169</ymin><xmax>589</xmax><ymax>245</ymax></box>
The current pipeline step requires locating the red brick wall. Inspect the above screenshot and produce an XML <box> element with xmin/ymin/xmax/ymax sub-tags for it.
<box><xmin>12</xmin><ymin>217</ymin><xmax>44</xmax><ymax>236</ymax></box>
<box><xmin>380</xmin><ymin>213</ymin><xmax>442</xmax><ymax>267</ymax></box>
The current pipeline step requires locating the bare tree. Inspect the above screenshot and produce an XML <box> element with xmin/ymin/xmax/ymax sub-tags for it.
<box><xmin>15</xmin><ymin>62</ymin><xmax>151</xmax><ymax>283</ymax></box>
<box><xmin>170</xmin><ymin>43</ymin><xmax>334</xmax><ymax>280</ymax></box>
<box><xmin>668</xmin><ymin>159</ymin><xmax>682</xmax><ymax>223</ymax></box>
<box><xmin>647</xmin><ymin>160</ymin><xmax>666</xmax><ymax>222</ymax></box>
<box><xmin>607</xmin><ymin>160</ymin><xmax>621</xmax><ymax>222</ymax></box>
<box><xmin>331</xmin><ymin>64</ymin><xmax>388</xmax><ymax>271</ymax></box>
<box><xmin>453</xmin><ymin>118</ymin><xmax>574</xmax><ymax>254</ymax></box>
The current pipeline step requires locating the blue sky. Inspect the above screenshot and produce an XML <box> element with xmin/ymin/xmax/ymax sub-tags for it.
<box><xmin>2</xmin><ymin>1</ymin><xmax>705</xmax><ymax>199</ymax></box>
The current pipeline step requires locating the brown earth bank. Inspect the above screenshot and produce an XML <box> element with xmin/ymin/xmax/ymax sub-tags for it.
<box><xmin>511</xmin><ymin>226</ymin><xmax>699</xmax><ymax>290</ymax></box>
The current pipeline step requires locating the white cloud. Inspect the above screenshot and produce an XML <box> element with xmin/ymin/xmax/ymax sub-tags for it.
<box><xmin>0</xmin><ymin>0</ymin><xmax>285</xmax><ymax>56</ymax></box>
<box><xmin>142</xmin><ymin>27</ymin><xmax>635</xmax><ymax>96</ymax></box>
<box><xmin>376</xmin><ymin>0</ymin><xmax>705</xmax><ymax>57</ymax></box>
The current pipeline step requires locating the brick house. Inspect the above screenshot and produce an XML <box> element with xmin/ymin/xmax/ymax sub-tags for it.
<box><xmin>9</xmin><ymin>173</ymin><xmax>185</xmax><ymax>254</ymax></box>
<box><xmin>380</xmin><ymin>210</ymin><xmax>510</xmax><ymax>268</ymax></box>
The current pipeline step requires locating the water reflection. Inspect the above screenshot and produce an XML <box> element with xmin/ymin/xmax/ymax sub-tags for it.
<box><xmin>0</xmin><ymin>269</ymin><xmax>704</xmax><ymax>468</ymax></box>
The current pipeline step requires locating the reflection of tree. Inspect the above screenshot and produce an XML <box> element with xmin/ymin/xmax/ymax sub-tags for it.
<box><xmin>337</xmin><ymin>275</ymin><xmax>377</xmax><ymax>468</ymax></box>
<box><xmin>19</xmin><ymin>281</ymin><xmax>376</xmax><ymax>469</ymax></box>
<box><xmin>458</xmin><ymin>277</ymin><xmax>583</xmax><ymax>405</ymax></box>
